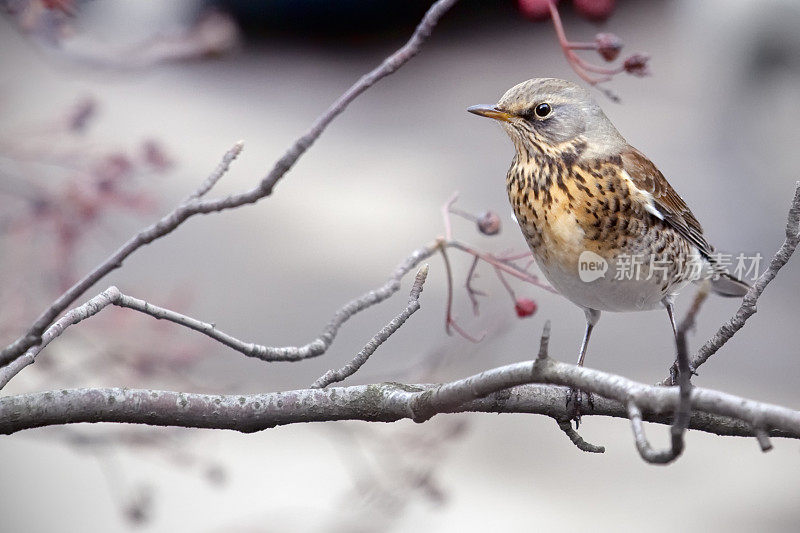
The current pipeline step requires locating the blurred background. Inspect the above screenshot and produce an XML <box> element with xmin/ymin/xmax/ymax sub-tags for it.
<box><xmin>1</xmin><ymin>0</ymin><xmax>799</xmax><ymax>531</ymax></box>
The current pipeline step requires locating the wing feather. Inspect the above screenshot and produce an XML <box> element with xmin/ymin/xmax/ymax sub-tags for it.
<box><xmin>620</xmin><ymin>148</ymin><xmax>713</xmax><ymax>258</ymax></box>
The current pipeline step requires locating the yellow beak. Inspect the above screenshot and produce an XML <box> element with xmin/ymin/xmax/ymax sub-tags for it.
<box><xmin>467</xmin><ymin>104</ymin><xmax>514</xmax><ymax>122</ymax></box>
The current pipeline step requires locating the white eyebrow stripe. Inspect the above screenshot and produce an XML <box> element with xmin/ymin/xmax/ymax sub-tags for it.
<box><xmin>620</xmin><ymin>169</ymin><xmax>665</xmax><ymax>220</ymax></box>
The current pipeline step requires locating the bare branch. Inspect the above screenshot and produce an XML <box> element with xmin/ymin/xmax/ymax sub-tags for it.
<box><xmin>464</xmin><ymin>255</ymin><xmax>484</xmax><ymax>315</ymax></box>
<box><xmin>3</xmin><ymin>356</ymin><xmax>799</xmax><ymax>447</ymax></box>
<box><xmin>448</xmin><ymin>240</ymin><xmax>555</xmax><ymax>294</ymax></box>
<box><xmin>184</xmin><ymin>140</ymin><xmax>244</xmax><ymax>201</ymax></box>
<box><xmin>442</xmin><ymin>191</ymin><xmax>459</xmax><ymax>241</ymax></box>
<box><xmin>540</xmin><ymin>321</ymin><xmax>612</xmax><ymax>454</ymax></box>
<box><xmin>668</xmin><ymin>292</ymin><xmax>702</xmax><ymax>456</ymax></box>
<box><xmin>0</xmin><ymin>287</ymin><xmax>121</xmax><ymax>389</ymax></box>
<box><xmin>439</xmin><ymin>244</ymin><xmax>485</xmax><ymax>342</ymax></box>
<box><xmin>754</xmin><ymin>427</ymin><xmax>773</xmax><ymax>452</ymax></box>
<box><xmin>627</xmin><ymin>402</ymin><xmax>675</xmax><ymax>464</ymax></box>
<box><xmin>311</xmin><ymin>266</ymin><xmax>430</xmax><ymax>389</ymax></box>
<box><xmin>660</xmin><ymin>181</ymin><xmax>800</xmax><ymax>385</ymax></box>
<box><xmin>0</xmin><ymin>243</ymin><xmax>439</xmax><ymax>389</ymax></box>
<box><xmin>630</xmin><ymin>297</ymin><xmax>703</xmax><ymax>464</ymax></box>
<box><xmin>0</xmin><ymin>0</ymin><xmax>461</xmax><ymax>368</ymax></box>
<box><xmin>556</xmin><ymin>419</ymin><xmax>605</xmax><ymax>453</ymax></box>
<box><xmin>537</xmin><ymin>320</ymin><xmax>551</xmax><ymax>360</ymax></box>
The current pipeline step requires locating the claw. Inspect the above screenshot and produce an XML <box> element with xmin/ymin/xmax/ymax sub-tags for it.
<box><xmin>566</xmin><ymin>388</ymin><xmax>593</xmax><ymax>428</ymax></box>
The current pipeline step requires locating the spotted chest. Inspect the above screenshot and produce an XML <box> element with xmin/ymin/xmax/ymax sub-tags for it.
<box><xmin>506</xmin><ymin>153</ymin><xmax>696</xmax><ymax>304</ymax></box>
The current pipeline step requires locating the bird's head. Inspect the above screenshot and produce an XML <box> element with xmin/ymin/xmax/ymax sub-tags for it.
<box><xmin>468</xmin><ymin>78</ymin><xmax>625</xmax><ymax>159</ymax></box>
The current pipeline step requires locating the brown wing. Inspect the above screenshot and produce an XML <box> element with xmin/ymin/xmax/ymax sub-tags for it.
<box><xmin>621</xmin><ymin>148</ymin><xmax>714</xmax><ymax>258</ymax></box>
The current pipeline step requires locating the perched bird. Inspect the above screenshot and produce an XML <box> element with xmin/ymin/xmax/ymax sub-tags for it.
<box><xmin>468</xmin><ymin>78</ymin><xmax>748</xmax><ymax>413</ymax></box>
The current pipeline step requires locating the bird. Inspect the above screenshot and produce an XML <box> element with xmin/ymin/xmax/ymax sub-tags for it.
<box><xmin>468</xmin><ymin>78</ymin><xmax>748</xmax><ymax>417</ymax></box>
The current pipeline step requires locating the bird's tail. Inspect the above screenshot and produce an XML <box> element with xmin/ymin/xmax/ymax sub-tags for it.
<box><xmin>709</xmin><ymin>272</ymin><xmax>750</xmax><ymax>298</ymax></box>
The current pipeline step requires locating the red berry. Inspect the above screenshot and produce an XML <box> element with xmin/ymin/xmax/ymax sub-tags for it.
<box><xmin>514</xmin><ymin>298</ymin><xmax>538</xmax><ymax>318</ymax></box>
<box><xmin>517</xmin><ymin>0</ymin><xmax>560</xmax><ymax>22</ymax></box>
<box><xmin>42</xmin><ymin>0</ymin><xmax>75</xmax><ymax>15</ymax></box>
<box><xmin>573</xmin><ymin>0</ymin><xmax>616</xmax><ymax>22</ymax></box>
<box><xmin>142</xmin><ymin>140</ymin><xmax>172</xmax><ymax>171</ymax></box>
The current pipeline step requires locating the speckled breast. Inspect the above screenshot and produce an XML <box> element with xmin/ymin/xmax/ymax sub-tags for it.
<box><xmin>506</xmin><ymin>158</ymin><xmax>697</xmax><ymax>312</ymax></box>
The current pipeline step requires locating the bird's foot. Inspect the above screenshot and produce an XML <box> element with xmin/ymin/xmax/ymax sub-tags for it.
<box><xmin>566</xmin><ymin>388</ymin><xmax>594</xmax><ymax>427</ymax></box>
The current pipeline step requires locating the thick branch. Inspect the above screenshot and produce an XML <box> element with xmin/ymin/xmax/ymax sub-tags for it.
<box><xmin>2</xmin><ymin>358</ymin><xmax>798</xmax><ymax>444</ymax></box>
<box><xmin>0</xmin><ymin>0</ymin><xmax>460</xmax><ymax>367</ymax></box>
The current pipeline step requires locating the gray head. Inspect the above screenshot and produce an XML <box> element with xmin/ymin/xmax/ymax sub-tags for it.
<box><xmin>468</xmin><ymin>78</ymin><xmax>626</xmax><ymax>158</ymax></box>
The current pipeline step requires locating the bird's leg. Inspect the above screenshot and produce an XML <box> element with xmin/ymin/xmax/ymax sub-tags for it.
<box><xmin>567</xmin><ymin>308</ymin><xmax>601</xmax><ymax>425</ymax></box>
<box><xmin>664</xmin><ymin>298</ymin><xmax>687</xmax><ymax>386</ymax></box>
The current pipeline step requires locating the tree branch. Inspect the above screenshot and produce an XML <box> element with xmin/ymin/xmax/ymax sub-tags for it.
<box><xmin>555</xmin><ymin>418</ymin><xmax>605</xmax><ymax>453</ymax></box>
<box><xmin>631</xmin><ymin>289</ymin><xmax>708</xmax><ymax>464</ymax></box>
<box><xmin>660</xmin><ymin>181</ymin><xmax>800</xmax><ymax>385</ymax></box>
<box><xmin>312</xmin><ymin>266</ymin><xmax>429</xmax><ymax>389</ymax></box>
<box><xmin>0</xmin><ymin>230</ymin><xmax>553</xmax><ymax>389</ymax></box>
<box><xmin>3</xmin><ymin>352</ymin><xmax>798</xmax><ymax>449</ymax></box>
<box><xmin>0</xmin><ymin>243</ymin><xmax>439</xmax><ymax>389</ymax></box>
<box><xmin>0</xmin><ymin>0</ymin><xmax>461</xmax><ymax>368</ymax></box>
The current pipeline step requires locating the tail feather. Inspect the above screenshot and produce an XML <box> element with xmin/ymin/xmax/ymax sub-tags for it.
<box><xmin>709</xmin><ymin>272</ymin><xmax>750</xmax><ymax>298</ymax></box>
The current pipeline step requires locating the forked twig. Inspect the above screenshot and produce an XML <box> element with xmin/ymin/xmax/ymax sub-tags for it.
<box><xmin>312</xmin><ymin>266</ymin><xmax>429</xmax><ymax>389</ymax></box>
<box><xmin>0</xmin><ymin>0</ymin><xmax>462</xmax><ymax>368</ymax></box>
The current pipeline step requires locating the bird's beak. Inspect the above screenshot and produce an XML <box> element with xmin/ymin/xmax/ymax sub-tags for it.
<box><xmin>467</xmin><ymin>104</ymin><xmax>513</xmax><ymax>122</ymax></box>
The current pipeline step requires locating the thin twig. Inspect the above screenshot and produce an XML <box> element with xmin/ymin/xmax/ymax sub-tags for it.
<box><xmin>668</xmin><ymin>284</ymin><xmax>709</xmax><ymax>384</ymax></box>
<box><xmin>626</xmin><ymin>402</ymin><xmax>676</xmax><ymax>464</ymax></box>
<box><xmin>0</xmin><ymin>227</ymin><xmax>557</xmax><ymax>389</ymax></box>
<box><xmin>448</xmin><ymin>240</ymin><xmax>556</xmax><ymax>294</ymax></box>
<box><xmin>0</xmin><ymin>243</ymin><xmax>439</xmax><ymax>389</ymax></box>
<box><xmin>439</xmin><ymin>245</ymin><xmax>485</xmax><ymax>343</ymax></box>
<box><xmin>754</xmin><ymin>428</ymin><xmax>773</xmax><ymax>452</ymax></box>
<box><xmin>464</xmin><ymin>255</ymin><xmax>485</xmax><ymax>315</ymax></box>
<box><xmin>494</xmin><ymin>267</ymin><xmax>517</xmax><ymax>300</ymax></box>
<box><xmin>555</xmin><ymin>419</ymin><xmax>605</xmax><ymax>453</ymax></box>
<box><xmin>660</xmin><ymin>182</ymin><xmax>800</xmax><ymax>385</ymax></box>
<box><xmin>538</xmin><ymin>321</ymin><xmax>603</xmax><ymax>453</ymax></box>
<box><xmin>0</xmin><ymin>0</ymin><xmax>461</xmax><ymax>368</ymax></box>
<box><xmin>537</xmin><ymin>320</ymin><xmax>551</xmax><ymax>360</ymax></box>
<box><xmin>184</xmin><ymin>140</ymin><xmax>244</xmax><ymax>201</ymax></box>
<box><xmin>547</xmin><ymin>0</ymin><xmax>611</xmax><ymax>85</ymax></box>
<box><xmin>630</xmin><ymin>285</ymin><xmax>705</xmax><ymax>464</ymax></box>
<box><xmin>0</xmin><ymin>287</ymin><xmax>121</xmax><ymax>389</ymax></box>
<box><xmin>311</xmin><ymin>266</ymin><xmax>429</xmax><ymax>389</ymax></box>
<box><xmin>442</xmin><ymin>191</ymin><xmax>459</xmax><ymax>241</ymax></box>
<box><xmin>448</xmin><ymin>206</ymin><xmax>478</xmax><ymax>223</ymax></box>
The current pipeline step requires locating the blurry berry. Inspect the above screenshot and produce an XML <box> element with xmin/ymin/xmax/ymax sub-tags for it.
<box><xmin>623</xmin><ymin>53</ymin><xmax>650</xmax><ymax>77</ymax></box>
<box><xmin>30</xmin><ymin>197</ymin><xmax>51</xmax><ymax>216</ymax></box>
<box><xmin>66</xmin><ymin>97</ymin><xmax>96</xmax><ymax>133</ymax></box>
<box><xmin>477</xmin><ymin>211</ymin><xmax>501</xmax><ymax>236</ymax></box>
<box><xmin>573</xmin><ymin>0</ymin><xmax>616</xmax><ymax>22</ymax></box>
<box><xmin>517</xmin><ymin>0</ymin><xmax>559</xmax><ymax>22</ymax></box>
<box><xmin>514</xmin><ymin>298</ymin><xmax>538</xmax><ymax>318</ymax></box>
<box><xmin>141</xmin><ymin>139</ymin><xmax>172</xmax><ymax>171</ymax></box>
<box><xmin>42</xmin><ymin>0</ymin><xmax>75</xmax><ymax>15</ymax></box>
<box><xmin>595</xmin><ymin>33</ymin><xmax>623</xmax><ymax>61</ymax></box>
<box><xmin>94</xmin><ymin>153</ymin><xmax>132</xmax><ymax>183</ymax></box>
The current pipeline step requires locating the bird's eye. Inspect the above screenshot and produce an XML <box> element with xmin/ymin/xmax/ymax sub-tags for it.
<box><xmin>534</xmin><ymin>103</ymin><xmax>552</xmax><ymax>118</ymax></box>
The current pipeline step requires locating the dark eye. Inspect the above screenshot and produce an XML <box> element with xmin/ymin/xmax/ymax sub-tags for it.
<box><xmin>534</xmin><ymin>103</ymin><xmax>552</xmax><ymax>118</ymax></box>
